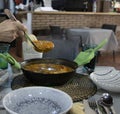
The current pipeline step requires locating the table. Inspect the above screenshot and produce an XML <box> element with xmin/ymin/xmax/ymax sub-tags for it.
<box><xmin>0</xmin><ymin>68</ymin><xmax>120</xmax><ymax>114</ymax></box>
<box><xmin>66</xmin><ymin>28</ymin><xmax>118</xmax><ymax>51</ymax></box>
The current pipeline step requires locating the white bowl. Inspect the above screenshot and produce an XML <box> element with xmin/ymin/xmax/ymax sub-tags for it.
<box><xmin>3</xmin><ymin>87</ymin><xmax>73</xmax><ymax>114</ymax></box>
<box><xmin>90</xmin><ymin>74</ymin><xmax>120</xmax><ymax>93</ymax></box>
<box><xmin>94</xmin><ymin>66</ymin><xmax>115</xmax><ymax>75</ymax></box>
<box><xmin>91</xmin><ymin>69</ymin><xmax>119</xmax><ymax>81</ymax></box>
<box><xmin>90</xmin><ymin>66</ymin><xmax>120</xmax><ymax>93</ymax></box>
<box><xmin>97</xmin><ymin>81</ymin><xmax>120</xmax><ymax>93</ymax></box>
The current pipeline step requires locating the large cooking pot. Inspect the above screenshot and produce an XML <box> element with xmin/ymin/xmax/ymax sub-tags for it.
<box><xmin>21</xmin><ymin>58</ymin><xmax>78</xmax><ymax>86</ymax></box>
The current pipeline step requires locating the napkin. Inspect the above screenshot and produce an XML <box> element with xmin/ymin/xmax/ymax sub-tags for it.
<box><xmin>69</xmin><ymin>102</ymin><xmax>85</xmax><ymax>114</ymax></box>
<box><xmin>68</xmin><ymin>100</ymin><xmax>97</xmax><ymax>114</ymax></box>
<box><xmin>83</xmin><ymin>100</ymin><xmax>96</xmax><ymax>114</ymax></box>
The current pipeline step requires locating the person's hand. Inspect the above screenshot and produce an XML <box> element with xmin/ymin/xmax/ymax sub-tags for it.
<box><xmin>0</xmin><ymin>19</ymin><xmax>27</xmax><ymax>43</ymax></box>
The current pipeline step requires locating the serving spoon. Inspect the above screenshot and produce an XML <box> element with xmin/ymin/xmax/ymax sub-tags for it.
<box><xmin>4</xmin><ymin>9</ymin><xmax>54</xmax><ymax>52</ymax></box>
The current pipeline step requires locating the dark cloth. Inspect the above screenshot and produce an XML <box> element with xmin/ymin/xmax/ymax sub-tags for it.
<box><xmin>36</xmin><ymin>0</ymin><xmax>44</xmax><ymax>6</ymax></box>
<box><xmin>101</xmin><ymin>24</ymin><xmax>117</xmax><ymax>33</ymax></box>
<box><xmin>23</xmin><ymin>0</ymin><xmax>27</xmax><ymax>4</ymax></box>
<box><xmin>52</xmin><ymin>0</ymin><xmax>93</xmax><ymax>11</ymax></box>
<box><xmin>43</xmin><ymin>39</ymin><xmax>80</xmax><ymax>61</ymax></box>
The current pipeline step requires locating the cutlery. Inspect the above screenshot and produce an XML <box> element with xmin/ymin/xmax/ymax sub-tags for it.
<box><xmin>0</xmin><ymin>95</ymin><xmax>5</xmax><ymax>110</ymax></box>
<box><xmin>97</xmin><ymin>100</ymin><xmax>107</xmax><ymax>114</ymax></box>
<box><xmin>88</xmin><ymin>97</ymin><xmax>100</xmax><ymax>114</ymax></box>
<box><xmin>99</xmin><ymin>93</ymin><xmax>115</xmax><ymax>114</ymax></box>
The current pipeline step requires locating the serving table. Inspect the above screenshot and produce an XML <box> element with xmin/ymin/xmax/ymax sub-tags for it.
<box><xmin>66</xmin><ymin>28</ymin><xmax>118</xmax><ymax>52</ymax></box>
<box><xmin>0</xmin><ymin>67</ymin><xmax>120</xmax><ymax>114</ymax></box>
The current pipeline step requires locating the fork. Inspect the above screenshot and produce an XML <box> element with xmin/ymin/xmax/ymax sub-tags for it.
<box><xmin>88</xmin><ymin>97</ymin><xmax>100</xmax><ymax>114</ymax></box>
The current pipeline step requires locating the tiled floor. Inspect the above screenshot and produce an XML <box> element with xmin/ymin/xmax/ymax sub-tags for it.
<box><xmin>97</xmin><ymin>51</ymin><xmax>120</xmax><ymax>70</ymax></box>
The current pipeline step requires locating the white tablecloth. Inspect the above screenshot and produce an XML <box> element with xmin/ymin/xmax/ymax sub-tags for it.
<box><xmin>66</xmin><ymin>28</ymin><xmax>118</xmax><ymax>51</ymax></box>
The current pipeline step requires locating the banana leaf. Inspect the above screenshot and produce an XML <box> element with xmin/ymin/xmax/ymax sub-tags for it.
<box><xmin>74</xmin><ymin>39</ymin><xmax>108</xmax><ymax>66</ymax></box>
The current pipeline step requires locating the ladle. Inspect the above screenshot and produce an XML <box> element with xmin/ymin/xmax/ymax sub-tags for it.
<box><xmin>4</xmin><ymin>9</ymin><xmax>54</xmax><ymax>52</ymax></box>
<box><xmin>99</xmin><ymin>93</ymin><xmax>114</xmax><ymax>114</ymax></box>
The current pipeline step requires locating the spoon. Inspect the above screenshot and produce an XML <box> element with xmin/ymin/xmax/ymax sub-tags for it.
<box><xmin>97</xmin><ymin>100</ymin><xmax>107</xmax><ymax>114</ymax></box>
<box><xmin>99</xmin><ymin>93</ymin><xmax>114</xmax><ymax>114</ymax></box>
<box><xmin>24</xmin><ymin>32</ymin><xmax>54</xmax><ymax>52</ymax></box>
<box><xmin>4</xmin><ymin>9</ymin><xmax>54</xmax><ymax>52</ymax></box>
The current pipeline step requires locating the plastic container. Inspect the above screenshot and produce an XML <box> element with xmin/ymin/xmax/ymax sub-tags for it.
<box><xmin>0</xmin><ymin>43</ymin><xmax>10</xmax><ymax>53</ymax></box>
<box><xmin>0</xmin><ymin>43</ymin><xmax>10</xmax><ymax>69</ymax></box>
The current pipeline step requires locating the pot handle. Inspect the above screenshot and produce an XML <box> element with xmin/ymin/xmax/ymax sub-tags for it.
<box><xmin>0</xmin><ymin>53</ymin><xmax>7</xmax><ymax>60</ymax></box>
<box><xmin>3</xmin><ymin>53</ymin><xmax>21</xmax><ymax>69</ymax></box>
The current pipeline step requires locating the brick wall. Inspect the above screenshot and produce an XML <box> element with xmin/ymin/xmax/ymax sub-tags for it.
<box><xmin>17</xmin><ymin>12</ymin><xmax>120</xmax><ymax>40</ymax></box>
<box><xmin>31</xmin><ymin>12</ymin><xmax>120</xmax><ymax>40</ymax></box>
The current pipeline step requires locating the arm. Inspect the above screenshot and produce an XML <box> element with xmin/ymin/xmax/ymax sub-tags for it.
<box><xmin>0</xmin><ymin>19</ymin><xmax>27</xmax><ymax>43</ymax></box>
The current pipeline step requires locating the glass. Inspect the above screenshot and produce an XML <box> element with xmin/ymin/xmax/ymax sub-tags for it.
<box><xmin>82</xmin><ymin>44</ymin><xmax>98</xmax><ymax>74</ymax></box>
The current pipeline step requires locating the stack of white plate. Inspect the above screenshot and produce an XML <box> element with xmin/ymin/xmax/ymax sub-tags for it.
<box><xmin>0</xmin><ymin>69</ymin><xmax>9</xmax><ymax>86</ymax></box>
<box><xmin>90</xmin><ymin>66</ymin><xmax>120</xmax><ymax>93</ymax></box>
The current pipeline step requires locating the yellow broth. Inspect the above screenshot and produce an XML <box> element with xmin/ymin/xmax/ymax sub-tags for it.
<box><xmin>33</xmin><ymin>40</ymin><xmax>54</xmax><ymax>52</ymax></box>
<box><xmin>23</xmin><ymin>63</ymin><xmax>74</xmax><ymax>74</ymax></box>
